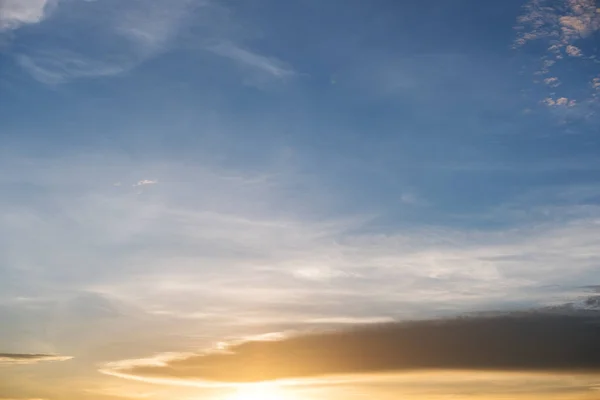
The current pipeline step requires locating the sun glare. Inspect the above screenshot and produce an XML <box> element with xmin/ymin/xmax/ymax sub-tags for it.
<box><xmin>225</xmin><ymin>383</ymin><xmax>295</xmax><ymax>400</ymax></box>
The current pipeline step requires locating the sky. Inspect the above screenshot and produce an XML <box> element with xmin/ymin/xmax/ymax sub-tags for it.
<box><xmin>1</xmin><ymin>0</ymin><xmax>600</xmax><ymax>399</ymax></box>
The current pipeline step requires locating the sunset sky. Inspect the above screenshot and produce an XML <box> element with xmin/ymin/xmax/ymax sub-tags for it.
<box><xmin>1</xmin><ymin>0</ymin><xmax>600</xmax><ymax>399</ymax></box>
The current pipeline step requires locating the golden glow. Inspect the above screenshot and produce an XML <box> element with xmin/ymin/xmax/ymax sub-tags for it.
<box><xmin>225</xmin><ymin>383</ymin><xmax>296</xmax><ymax>400</ymax></box>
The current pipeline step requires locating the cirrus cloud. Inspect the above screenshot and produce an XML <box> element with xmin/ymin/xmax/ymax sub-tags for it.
<box><xmin>0</xmin><ymin>353</ymin><xmax>72</xmax><ymax>365</ymax></box>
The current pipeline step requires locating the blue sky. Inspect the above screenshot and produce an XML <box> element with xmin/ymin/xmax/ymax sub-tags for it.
<box><xmin>1</xmin><ymin>0</ymin><xmax>600</xmax><ymax>399</ymax></box>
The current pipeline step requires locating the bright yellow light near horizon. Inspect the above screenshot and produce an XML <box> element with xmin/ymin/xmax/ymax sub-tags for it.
<box><xmin>224</xmin><ymin>383</ymin><xmax>297</xmax><ymax>400</ymax></box>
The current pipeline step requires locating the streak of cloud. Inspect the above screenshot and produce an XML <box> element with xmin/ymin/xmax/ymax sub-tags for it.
<box><xmin>208</xmin><ymin>41</ymin><xmax>295</xmax><ymax>79</ymax></box>
<box><xmin>133</xmin><ymin>179</ymin><xmax>158</xmax><ymax>187</ymax></box>
<box><xmin>16</xmin><ymin>50</ymin><xmax>129</xmax><ymax>85</ymax></box>
<box><xmin>103</xmin><ymin>310</ymin><xmax>600</xmax><ymax>384</ymax></box>
<box><xmin>0</xmin><ymin>398</ymin><xmax>47</xmax><ymax>400</ymax></box>
<box><xmin>0</xmin><ymin>353</ymin><xmax>72</xmax><ymax>365</ymax></box>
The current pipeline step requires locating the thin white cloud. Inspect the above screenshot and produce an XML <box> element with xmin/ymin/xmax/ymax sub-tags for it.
<box><xmin>17</xmin><ymin>50</ymin><xmax>129</xmax><ymax>85</ymax></box>
<box><xmin>292</xmin><ymin>266</ymin><xmax>352</xmax><ymax>281</ymax></box>
<box><xmin>208</xmin><ymin>41</ymin><xmax>296</xmax><ymax>80</ymax></box>
<box><xmin>0</xmin><ymin>0</ymin><xmax>53</xmax><ymax>32</ymax></box>
<box><xmin>10</xmin><ymin>0</ymin><xmax>298</xmax><ymax>86</ymax></box>
<box><xmin>114</xmin><ymin>0</ymin><xmax>194</xmax><ymax>55</ymax></box>
<box><xmin>82</xmin><ymin>201</ymin><xmax>600</xmax><ymax>325</ymax></box>
<box><xmin>14</xmin><ymin>0</ymin><xmax>195</xmax><ymax>83</ymax></box>
<box><xmin>0</xmin><ymin>353</ymin><xmax>72</xmax><ymax>365</ymax></box>
<box><xmin>133</xmin><ymin>179</ymin><xmax>158</xmax><ymax>187</ymax></box>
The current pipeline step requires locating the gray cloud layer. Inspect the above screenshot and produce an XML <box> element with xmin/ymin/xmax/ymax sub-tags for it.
<box><xmin>117</xmin><ymin>310</ymin><xmax>600</xmax><ymax>383</ymax></box>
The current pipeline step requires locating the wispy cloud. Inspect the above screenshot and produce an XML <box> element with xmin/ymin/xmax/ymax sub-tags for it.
<box><xmin>89</xmin><ymin>210</ymin><xmax>600</xmax><ymax>323</ymax></box>
<box><xmin>133</xmin><ymin>179</ymin><xmax>158</xmax><ymax>187</ymax></box>
<box><xmin>11</xmin><ymin>0</ymin><xmax>297</xmax><ymax>86</ymax></box>
<box><xmin>0</xmin><ymin>353</ymin><xmax>72</xmax><ymax>365</ymax></box>
<box><xmin>0</xmin><ymin>0</ymin><xmax>53</xmax><ymax>32</ymax></box>
<box><xmin>114</xmin><ymin>0</ymin><xmax>194</xmax><ymax>54</ymax></box>
<box><xmin>207</xmin><ymin>41</ymin><xmax>296</xmax><ymax>82</ymax></box>
<box><xmin>3</xmin><ymin>154</ymin><xmax>600</xmax><ymax>332</ymax></box>
<box><xmin>14</xmin><ymin>0</ymin><xmax>195</xmax><ymax>83</ymax></box>
<box><xmin>16</xmin><ymin>50</ymin><xmax>129</xmax><ymax>85</ymax></box>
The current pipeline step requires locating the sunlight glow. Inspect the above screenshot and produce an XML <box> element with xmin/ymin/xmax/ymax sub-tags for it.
<box><xmin>224</xmin><ymin>384</ymin><xmax>296</xmax><ymax>400</ymax></box>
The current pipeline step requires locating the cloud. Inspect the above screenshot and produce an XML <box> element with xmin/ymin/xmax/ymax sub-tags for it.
<box><xmin>0</xmin><ymin>0</ymin><xmax>53</xmax><ymax>32</ymax></box>
<box><xmin>11</xmin><ymin>0</ymin><xmax>296</xmax><ymax>86</ymax></box>
<box><xmin>515</xmin><ymin>0</ymin><xmax>600</xmax><ymax>47</ymax></box>
<box><xmin>114</xmin><ymin>0</ymin><xmax>194</xmax><ymax>54</ymax></box>
<box><xmin>133</xmin><ymin>179</ymin><xmax>158</xmax><ymax>187</ymax></box>
<box><xmin>5</xmin><ymin>154</ymin><xmax>600</xmax><ymax>329</ymax></box>
<box><xmin>14</xmin><ymin>0</ymin><xmax>194</xmax><ymax>83</ymax></box>
<box><xmin>207</xmin><ymin>41</ymin><xmax>296</xmax><ymax>82</ymax></box>
<box><xmin>543</xmin><ymin>96</ymin><xmax>576</xmax><ymax>107</ymax></box>
<box><xmin>0</xmin><ymin>353</ymin><xmax>72</xmax><ymax>365</ymax></box>
<box><xmin>566</xmin><ymin>44</ymin><xmax>583</xmax><ymax>57</ymax></box>
<box><xmin>514</xmin><ymin>0</ymin><xmax>600</xmax><ymax>114</ymax></box>
<box><xmin>560</xmin><ymin>12</ymin><xmax>600</xmax><ymax>39</ymax></box>
<box><xmin>0</xmin><ymin>398</ymin><xmax>47</xmax><ymax>400</ymax></box>
<box><xmin>16</xmin><ymin>50</ymin><xmax>129</xmax><ymax>85</ymax></box>
<box><xmin>3</xmin><ymin>153</ymin><xmax>600</xmax><ymax>368</ymax></box>
<box><xmin>543</xmin><ymin>76</ymin><xmax>560</xmax><ymax>87</ymax></box>
<box><xmin>103</xmin><ymin>310</ymin><xmax>600</xmax><ymax>384</ymax></box>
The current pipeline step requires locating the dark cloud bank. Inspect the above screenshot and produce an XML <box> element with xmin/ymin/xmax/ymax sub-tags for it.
<box><xmin>123</xmin><ymin>306</ymin><xmax>600</xmax><ymax>383</ymax></box>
